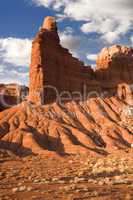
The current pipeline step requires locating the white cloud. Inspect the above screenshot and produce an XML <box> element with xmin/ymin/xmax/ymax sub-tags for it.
<box><xmin>59</xmin><ymin>28</ymin><xmax>81</xmax><ymax>57</ymax></box>
<box><xmin>32</xmin><ymin>0</ymin><xmax>133</xmax><ymax>20</ymax></box>
<box><xmin>0</xmin><ymin>65</ymin><xmax>6</xmax><ymax>74</ymax></box>
<box><xmin>0</xmin><ymin>66</ymin><xmax>29</xmax><ymax>85</ymax></box>
<box><xmin>0</xmin><ymin>38</ymin><xmax>32</xmax><ymax>67</ymax></box>
<box><xmin>131</xmin><ymin>36</ymin><xmax>133</xmax><ymax>45</ymax></box>
<box><xmin>81</xmin><ymin>19</ymin><xmax>132</xmax><ymax>43</ymax></box>
<box><xmin>31</xmin><ymin>0</ymin><xmax>69</xmax><ymax>10</ymax></box>
<box><xmin>0</xmin><ymin>64</ymin><xmax>29</xmax><ymax>85</ymax></box>
<box><xmin>0</xmin><ymin>38</ymin><xmax>31</xmax><ymax>85</ymax></box>
<box><xmin>62</xmin><ymin>0</ymin><xmax>133</xmax><ymax>22</ymax></box>
<box><xmin>59</xmin><ymin>30</ymin><xmax>99</xmax><ymax>64</ymax></box>
<box><xmin>86</xmin><ymin>54</ymin><xmax>97</xmax><ymax>61</ymax></box>
<box><xmin>31</xmin><ymin>0</ymin><xmax>50</xmax><ymax>7</ymax></box>
<box><xmin>32</xmin><ymin>0</ymin><xmax>133</xmax><ymax>43</ymax></box>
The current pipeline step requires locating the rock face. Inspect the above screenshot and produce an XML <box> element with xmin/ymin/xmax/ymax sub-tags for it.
<box><xmin>0</xmin><ymin>84</ymin><xmax>28</xmax><ymax>111</ymax></box>
<box><xmin>29</xmin><ymin>16</ymin><xmax>100</xmax><ymax>104</ymax></box>
<box><xmin>96</xmin><ymin>45</ymin><xmax>133</xmax><ymax>104</ymax></box>
<box><xmin>29</xmin><ymin>18</ymin><xmax>133</xmax><ymax>105</ymax></box>
<box><xmin>42</xmin><ymin>16</ymin><xmax>57</xmax><ymax>31</ymax></box>
<box><xmin>97</xmin><ymin>45</ymin><xmax>133</xmax><ymax>69</ymax></box>
<box><xmin>0</xmin><ymin>16</ymin><xmax>133</xmax><ymax>156</ymax></box>
<box><xmin>96</xmin><ymin>45</ymin><xmax>133</xmax><ymax>82</ymax></box>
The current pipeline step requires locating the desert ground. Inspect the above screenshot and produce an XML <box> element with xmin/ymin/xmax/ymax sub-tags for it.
<box><xmin>0</xmin><ymin>149</ymin><xmax>133</xmax><ymax>200</ymax></box>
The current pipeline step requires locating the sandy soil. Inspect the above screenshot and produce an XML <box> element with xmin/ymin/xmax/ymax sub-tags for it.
<box><xmin>0</xmin><ymin>149</ymin><xmax>133</xmax><ymax>200</ymax></box>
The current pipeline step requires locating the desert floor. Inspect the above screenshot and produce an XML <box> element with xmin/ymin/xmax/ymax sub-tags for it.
<box><xmin>0</xmin><ymin>149</ymin><xmax>133</xmax><ymax>200</ymax></box>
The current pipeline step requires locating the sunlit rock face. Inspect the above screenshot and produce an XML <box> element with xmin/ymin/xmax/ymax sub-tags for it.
<box><xmin>28</xmin><ymin>16</ymin><xmax>99</xmax><ymax>105</ymax></box>
<box><xmin>95</xmin><ymin>45</ymin><xmax>133</xmax><ymax>99</ymax></box>
<box><xmin>96</xmin><ymin>45</ymin><xmax>133</xmax><ymax>70</ymax></box>
<box><xmin>29</xmin><ymin>16</ymin><xmax>133</xmax><ymax>105</ymax></box>
<box><xmin>96</xmin><ymin>45</ymin><xmax>133</xmax><ymax>82</ymax></box>
<box><xmin>42</xmin><ymin>16</ymin><xmax>57</xmax><ymax>31</ymax></box>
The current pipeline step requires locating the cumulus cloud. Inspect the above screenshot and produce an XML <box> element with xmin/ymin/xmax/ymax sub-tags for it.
<box><xmin>32</xmin><ymin>0</ymin><xmax>133</xmax><ymax>43</ymax></box>
<box><xmin>86</xmin><ymin>54</ymin><xmax>97</xmax><ymax>61</ymax></box>
<box><xmin>0</xmin><ymin>38</ymin><xmax>32</xmax><ymax>67</ymax></box>
<box><xmin>131</xmin><ymin>36</ymin><xmax>133</xmax><ymax>45</ymax></box>
<box><xmin>63</xmin><ymin>0</ymin><xmax>133</xmax><ymax>21</ymax></box>
<box><xmin>0</xmin><ymin>65</ymin><xmax>29</xmax><ymax>85</ymax></box>
<box><xmin>59</xmin><ymin>27</ymin><xmax>96</xmax><ymax>63</ymax></box>
<box><xmin>31</xmin><ymin>0</ymin><xmax>69</xmax><ymax>10</ymax></box>
<box><xmin>0</xmin><ymin>65</ymin><xmax>6</xmax><ymax>74</ymax></box>
<box><xmin>59</xmin><ymin>28</ymin><xmax>81</xmax><ymax>56</ymax></box>
<box><xmin>0</xmin><ymin>38</ymin><xmax>31</xmax><ymax>85</ymax></box>
<box><xmin>81</xmin><ymin>19</ymin><xmax>132</xmax><ymax>43</ymax></box>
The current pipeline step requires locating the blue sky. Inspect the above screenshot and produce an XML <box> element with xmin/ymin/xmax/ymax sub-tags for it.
<box><xmin>0</xmin><ymin>0</ymin><xmax>133</xmax><ymax>85</ymax></box>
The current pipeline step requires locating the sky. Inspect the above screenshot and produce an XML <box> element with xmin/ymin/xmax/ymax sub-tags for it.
<box><xmin>0</xmin><ymin>0</ymin><xmax>133</xmax><ymax>85</ymax></box>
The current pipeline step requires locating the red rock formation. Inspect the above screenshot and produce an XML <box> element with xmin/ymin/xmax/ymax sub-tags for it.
<box><xmin>29</xmin><ymin>18</ymin><xmax>133</xmax><ymax>106</ymax></box>
<box><xmin>0</xmin><ymin>83</ymin><xmax>28</xmax><ymax>111</ymax></box>
<box><xmin>0</xmin><ymin>97</ymin><xmax>132</xmax><ymax>156</ymax></box>
<box><xmin>42</xmin><ymin>16</ymin><xmax>57</xmax><ymax>31</ymax></box>
<box><xmin>29</xmin><ymin>16</ymin><xmax>100</xmax><ymax>104</ymax></box>
<box><xmin>96</xmin><ymin>45</ymin><xmax>133</xmax><ymax>71</ymax></box>
<box><xmin>0</xmin><ymin>16</ymin><xmax>133</xmax><ymax>156</ymax></box>
<box><xmin>96</xmin><ymin>45</ymin><xmax>133</xmax><ymax>82</ymax></box>
<box><xmin>96</xmin><ymin>45</ymin><xmax>133</xmax><ymax>102</ymax></box>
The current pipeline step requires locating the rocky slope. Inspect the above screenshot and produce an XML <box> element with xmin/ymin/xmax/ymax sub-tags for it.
<box><xmin>0</xmin><ymin>16</ymin><xmax>133</xmax><ymax>156</ymax></box>
<box><xmin>0</xmin><ymin>95</ymin><xmax>132</xmax><ymax>156</ymax></box>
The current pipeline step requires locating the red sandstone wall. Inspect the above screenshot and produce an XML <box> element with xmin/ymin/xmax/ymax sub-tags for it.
<box><xmin>29</xmin><ymin>17</ymin><xmax>133</xmax><ymax>105</ymax></box>
<box><xmin>29</xmin><ymin>28</ymin><xmax>101</xmax><ymax>104</ymax></box>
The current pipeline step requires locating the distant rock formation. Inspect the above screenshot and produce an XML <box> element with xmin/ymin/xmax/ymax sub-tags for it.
<box><xmin>96</xmin><ymin>45</ymin><xmax>133</xmax><ymax>83</ymax></box>
<box><xmin>0</xmin><ymin>83</ymin><xmax>28</xmax><ymax>111</ymax></box>
<box><xmin>96</xmin><ymin>45</ymin><xmax>133</xmax><ymax>104</ymax></box>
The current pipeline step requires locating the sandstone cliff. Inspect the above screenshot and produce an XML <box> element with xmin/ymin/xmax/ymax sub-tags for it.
<box><xmin>29</xmin><ymin>17</ymin><xmax>133</xmax><ymax>106</ymax></box>
<box><xmin>96</xmin><ymin>45</ymin><xmax>133</xmax><ymax>103</ymax></box>
<box><xmin>29</xmin><ymin>16</ymin><xmax>100</xmax><ymax>104</ymax></box>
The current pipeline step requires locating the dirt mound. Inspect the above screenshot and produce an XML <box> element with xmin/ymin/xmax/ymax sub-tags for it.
<box><xmin>0</xmin><ymin>96</ymin><xmax>132</xmax><ymax>156</ymax></box>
